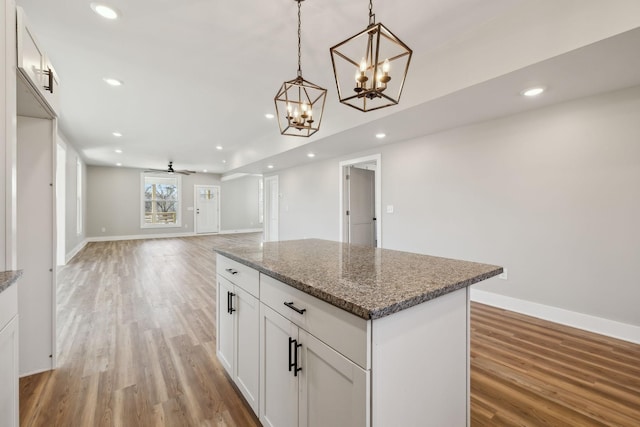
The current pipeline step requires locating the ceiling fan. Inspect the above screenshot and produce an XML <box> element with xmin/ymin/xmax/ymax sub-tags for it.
<box><xmin>144</xmin><ymin>161</ymin><xmax>196</xmax><ymax>175</ymax></box>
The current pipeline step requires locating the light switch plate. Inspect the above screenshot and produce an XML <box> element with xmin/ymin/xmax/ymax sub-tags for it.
<box><xmin>386</xmin><ymin>205</ymin><xmax>394</xmax><ymax>214</ymax></box>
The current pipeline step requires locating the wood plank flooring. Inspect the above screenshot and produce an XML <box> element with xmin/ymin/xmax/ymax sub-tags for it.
<box><xmin>19</xmin><ymin>233</ymin><xmax>640</xmax><ymax>426</ymax></box>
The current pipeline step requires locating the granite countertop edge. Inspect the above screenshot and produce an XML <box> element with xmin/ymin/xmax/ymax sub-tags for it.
<box><xmin>0</xmin><ymin>270</ymin><xmax>23</xmax><ymax>294</ymax></box>
<box><xmin>215</xmin><ymin>248</ymin><xmax>502</xmax><ymax>320</ymax></box>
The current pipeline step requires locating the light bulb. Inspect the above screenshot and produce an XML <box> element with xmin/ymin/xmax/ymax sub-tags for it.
<box><xmin>302</xmin><ymin>102</ymin><xmax>308</xmax><ymax>112</ymax></box>
<box><xmin>287</xmin><ymin>103</ymin><xmax>292</xmax><ymax>113</ymax></box>
<box><xmin>360</xmin><ymin>58</ymin><xmax>367</xmax><ymax>72</ymax></box>
<box><xmin>383</xmin><ymin>59</ymin><xmax>390</xmax><ymax>73</ymax></box>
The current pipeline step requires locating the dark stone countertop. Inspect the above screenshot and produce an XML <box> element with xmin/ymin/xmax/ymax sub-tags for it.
<box><xmin>214</xmin><ymin>239</ymin><xmax>502</xmax><ymax>320</ymax></box>
<box><xmin>0</xmin><ymin>270</ymin><xmax>23</xmax><ymax>294</ymax></box>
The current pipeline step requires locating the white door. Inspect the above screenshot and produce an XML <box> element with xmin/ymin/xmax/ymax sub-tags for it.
<box><xmin>348</xmin><ymin>167</ymin><xmax>375</xmax><ymax>247</ymax></box>
<box><xmin>260</xmin><ymin>304</ymin><xmax>298</xmax><ymax>427</ymax></box>
<box><xmin>0</xmin><ymin>317</ymin><xmax>19</xmax><ymax>427</ymax></box>
<box><xmin>234</xmin><ymin>286</ymin><xmax>260</xmax><ymax>414</ymax></box>
<box><xmin>299</xmin><ymin>330</ymin><xmax>369</xmax><ymax>427</ymax></box>
<box><xmin>264</xmin><ymin>176</ymin><xmax>279</xmax><ymax>242</ymax></box>
<box><xmin>195</xmin><ymin>185</ymin><xmax>219</xmax><ymax>234</ymax></box>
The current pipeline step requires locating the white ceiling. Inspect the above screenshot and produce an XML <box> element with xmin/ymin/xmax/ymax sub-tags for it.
<box><xmin>15</xmin><ymin>0</ymin><xmax>640</xmax><ymax>175</ymax></box>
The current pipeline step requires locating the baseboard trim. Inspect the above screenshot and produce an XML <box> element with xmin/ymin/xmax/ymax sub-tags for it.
<box><xmin>470</xmin><ymin>289</ymin><xmax>640</xmax><ymax>344</ymax></box>
<box><xmin>65</xmin><ymin>239</ymin><xmax>88</xmax><ymax>263</ymax></box>
<box><xmin>87</xmin><ymin>232</ymin><xmax>197</xmax><ymax>242</ymax></box>
<box><xmin>219</xmin><ymin>228</ymin><xmax>263</xmax><ymax>234</ymax></box>
<box><xmin>86</xmin><ymin>229</ymin><xmax>262</xmax><ymax>243</ymax></box>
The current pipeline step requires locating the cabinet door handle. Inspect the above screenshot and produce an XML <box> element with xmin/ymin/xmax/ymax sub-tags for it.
<box><xmin>284</xmin><ymin>301</ymin><xmax>306</xmax><ymax>315</ymax></box>
<box><xmin>44</xmin><ymin>67</ymin><xmax>53</xmax><ymax>93</ymax></box>
<box><xmin>228</xmin><ymin>292</ymin><xmax>236</xmax><ymax>314</ymax></box>
<box><xmin>288</xmin><ymin>337</ymin><xmax>302</xmax><ymax>376</ymax></box>
<box><xmin>227</xmin><ymin>291</ymin><xmax>236</xmax><ymax>314</ymax></box>
<box><xmin>225</xmin><ymin>268</ymin><xmax>238</xmax><ymax>275</ymax></box>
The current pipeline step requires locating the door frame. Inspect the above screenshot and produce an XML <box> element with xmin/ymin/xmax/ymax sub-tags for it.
<box><xmin>264</xmin><ymin>175</ymin><xmax>279</xmax><ymax>242</ymax></box>
<box><xmin>338</xmin><ymin>154</ymin><xmax>382</xmax><ymax>248</ymax></box>
<box><xmin>193</xmin><ymin>184</ymin><xmax>220</xmax><ymax>234</ymax></box>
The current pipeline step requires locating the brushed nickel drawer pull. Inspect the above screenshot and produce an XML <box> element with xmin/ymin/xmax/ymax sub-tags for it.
<box><xmin>225</xmin><ymin>268</ymin><xmax>238</xmax><ymax>275</ymax></box>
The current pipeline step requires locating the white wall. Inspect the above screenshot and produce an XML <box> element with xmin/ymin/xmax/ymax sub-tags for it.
<box><xmin>220</xmin><ymin>175</ymin><xmax>262</xmax><ymax>232</ymax></box>
<box><xmin>274</xmin><ymin>86</ymin><xmax>640</xmax><ymax>329</ymax></box>
<box><xmin>0</xmin><ymin>0</ymin><xmax>6</xmax><ymax>271</ymax></box>
<box><xmin>2</xmin><ymin>0</ymin><xmax>17</xmax><ymax>271</ymax></box>
<box><xmin>86</xmin><ymin>166</ymin><xmax>222</xmax><ymax>238</ymax></box>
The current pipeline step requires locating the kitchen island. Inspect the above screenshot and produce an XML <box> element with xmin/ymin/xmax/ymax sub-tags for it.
<box><xmin>214</xmin><ymin>239</ymin><xmax>502</xmax><ymax>427</ymax></box>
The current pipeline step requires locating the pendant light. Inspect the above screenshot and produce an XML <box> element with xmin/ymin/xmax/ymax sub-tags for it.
<box><xmin>330</xmin><ymin>0</ymin><xmax>412</xmax><ymax>112</ymax></box>
<box><xmin>274</xmin><ymin>0</ymin><xmax>327</xmax><ymax>137</ymax></box>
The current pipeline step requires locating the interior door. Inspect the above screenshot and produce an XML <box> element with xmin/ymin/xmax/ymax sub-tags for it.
<box><xmin>348</xmin><ymin>167</ymin><xmax>375</xmax><ymax>247</ymax></box>
<box><xmin>195</xmin><ymin>185</ymin><xmax>219</xmax><ymax>233</ymax></box>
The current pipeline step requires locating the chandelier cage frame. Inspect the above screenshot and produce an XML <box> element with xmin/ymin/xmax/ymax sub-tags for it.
<box><xmin>274</xmin><ymin>0</ymin><xmax>327</xmax><ymax>137</ymax></box>
<box><xmin>329</xmin><ymin>1</ymin><xmax>413</xmax><ymax>112</ymax></box>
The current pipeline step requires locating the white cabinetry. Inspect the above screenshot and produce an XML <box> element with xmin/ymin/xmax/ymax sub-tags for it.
<box><xmin>217</xmin><ymin>254</ymin><xmax>471</xmax><ymax>426</ymax></box>
<box><xmin>216</xmin><ymin>256</ymin><xmax>260</xmax><ymax>414</ymax></box>
<box><xmin>16</xmin><ymin>6</ymin><xmax>60</xmax><ymax>116</ymax></box>
<box><xmin>260</xmin><ymin>275</ymin><xmax>369</xmax><ymax>427</ymax></box>
<box><xmin>0</xmin><ymin>284</ymin><xmax>19</xmax><ymax>427</ymax></box>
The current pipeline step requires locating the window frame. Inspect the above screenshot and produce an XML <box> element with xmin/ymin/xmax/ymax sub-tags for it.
<box><xmin>140</xmin><ymin>172</ymin><xmax>182</xmax><ymax>229</ymax></box>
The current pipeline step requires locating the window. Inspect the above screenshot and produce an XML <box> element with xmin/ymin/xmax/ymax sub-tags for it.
<box><xmin>141</xmin><ymin>174</ymin><xmax>182</xmax><ymax>228</ymax></box>
<box><xmin>76</xmin><ymin>158</ymin><xmax>83</xmax><ymax>235</ymax></box>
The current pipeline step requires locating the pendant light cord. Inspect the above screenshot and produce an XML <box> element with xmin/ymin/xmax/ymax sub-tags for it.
<box><xmin>297</xmin><ymin>0</ymin><xmax>302</xmax><ymax>77</ymax></box>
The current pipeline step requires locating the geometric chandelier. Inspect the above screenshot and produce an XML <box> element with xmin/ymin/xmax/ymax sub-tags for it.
<box><xmin>330</xmin><ymin>0</ymin><xmax>412</xmax><ymax>112</ymax></box>
<box><xmin>274</xmin><ymin>0</ymin><xmax>327</xmax><ymax>137</ymax></box>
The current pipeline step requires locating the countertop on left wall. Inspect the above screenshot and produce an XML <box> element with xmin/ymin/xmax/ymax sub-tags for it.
<box><xmin>0</xmin><ymin>271</ymin><xmax>23</xmax><ymax>294</ymax></box>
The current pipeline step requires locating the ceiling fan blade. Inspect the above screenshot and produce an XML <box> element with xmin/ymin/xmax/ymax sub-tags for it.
<box><xmin>175</xmin><ymin>170</ymin><xmax>196</xmax><ymax>175</ymax></box>
<box><xmin>144</xmin><ymin>168</ymin><xmax>166</xmax><ymax>173</ymax></box>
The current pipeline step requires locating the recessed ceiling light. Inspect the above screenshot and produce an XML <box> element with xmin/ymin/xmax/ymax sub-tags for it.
<box><xmin>112</xmin><ymin>131</ymin><xmax>122</xmax><ymax>137</ymax></box>
<box><xmin>216</xmin><ymin>145</ymin><xmax>223</xmax><ymax>150</ymax></box>
<box><xmin>90</xmin><ymin>3</ymin><xmax>119</xmax><ymax>20</ymax></box>
<box><xmin>375</xmin><ymin>133</ymin><xmax>386</xmax><ymax>139</ymax></box>
<box><xmin>522</xmin><ymin>87</ymin><xmax>545</xmax><ymax>97</ymax></box>
<box><xmin>203</xmin><ymin>169</ymin><xmax>208</xmax><ymax>173</ymax></box>
<box><xmin>307</xmin><ymin>153</ymin><xmax>315</xmax><ymax>158</ymax></box>
<box><xmin>116</xmin><ymin>162</ymin><xmax>122</xmax><ymax>166</ymax></box>
<box><xmin>114</xmin><ymin>149</ymin><xmax>122</xmax><ymax>154</ymax></box>
<box><xmin>103</xmin><ymin>77</ymin><xmax>123</xmax><ymax>87</ymax></box>
<box><xmin>267</xmin><ymin>164</ymin><xmax>274</xmax><ymax>169</ymax></box>
<box><xmin>222</xmin><ymin>160</ymin><xmax>227</xmax><ymax>164</ymax></box>
<box><xmin>265</xmin><ymin>113</ymin><xmax>275</xmax><ymax>119</ymax></box>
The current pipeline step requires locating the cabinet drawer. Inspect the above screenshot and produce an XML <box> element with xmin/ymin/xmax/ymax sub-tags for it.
<box><xmin>260</xmin><ymin>274</ymin><xmax>369</xmax><ymax>369</ymax></box>
<box><xmin>0</xmin><ymin>284</ymin><xmax>18</xmax><ymax>330</ymax></box>
<box><xmin>217</xmin><ymin>255</ymin><xmax>259</xmax><ymax>297</ymax></box>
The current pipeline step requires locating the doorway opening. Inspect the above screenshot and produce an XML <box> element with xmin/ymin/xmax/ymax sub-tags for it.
<box><xmin>194</xmin><ymin>185</ymin><xmax>220</xmax><ymax>234</ymax></box>
<box><xmin>264</xmin><ymin>175</ymin><xmax>279</xmax><ymax>242</ymax></box>
<box><xmin>339</xmin><ymin>154</ymin><xmax>381</xmax><ymax>247</ymax></box>
<box><xmin>56</xmin><ymin>142</ymin><xmax>66</xmax><ymax>265</ymax></box>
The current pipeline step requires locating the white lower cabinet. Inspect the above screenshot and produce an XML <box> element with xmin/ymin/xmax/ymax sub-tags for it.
<box><xmin>0</xmin><ymin>284</ymin><xmax>19</xmax><ymax>427</ymax></box>
<box><xmin>259</xmin><ymin>301</ymin><xmax>369</xmax><ymax>427</ymax></box>
<box><xmin>216</xmin><ymin>275</ymin><xmax>260</xmax><ymax>414</ymax></box>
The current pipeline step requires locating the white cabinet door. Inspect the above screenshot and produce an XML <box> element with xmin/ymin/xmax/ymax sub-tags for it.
<box><xmin>260</xmin><ymin>304</ymin><xmax>298</xmax><ymax>427</ymax></box>
<box><xmin>16</xmin><ymin>7</ymin><xmax>44</xmax><ymax>91</ymax></box>
<box><xmin>234</xmin><ymin>286</ymin><xmax>259</xmax><ymax>414</ymax></box>
<box><xmin>299</xmin><ymin>330</ymin><xmax>369</xmax><ymax>427</ymax></box>
<box><xmin>216</xmin><ymin>277</ymin><xmax>234</xmax><ymax>374</ymax></box>
<box><xmin>0</xmin><ymin>316</ymin><xmax>19</xmax><ymax>427</ymax></box>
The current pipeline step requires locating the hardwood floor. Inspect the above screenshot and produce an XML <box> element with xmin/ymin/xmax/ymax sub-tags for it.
<box><xmin>19</xmin><ymin>233</ymin><xmax>640</xmax><ymax>426</ymax></box>
<box><xmin>471</xmin><ymin>303</ymin><xmax>640</xmax><ymax>426</ymax></box>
